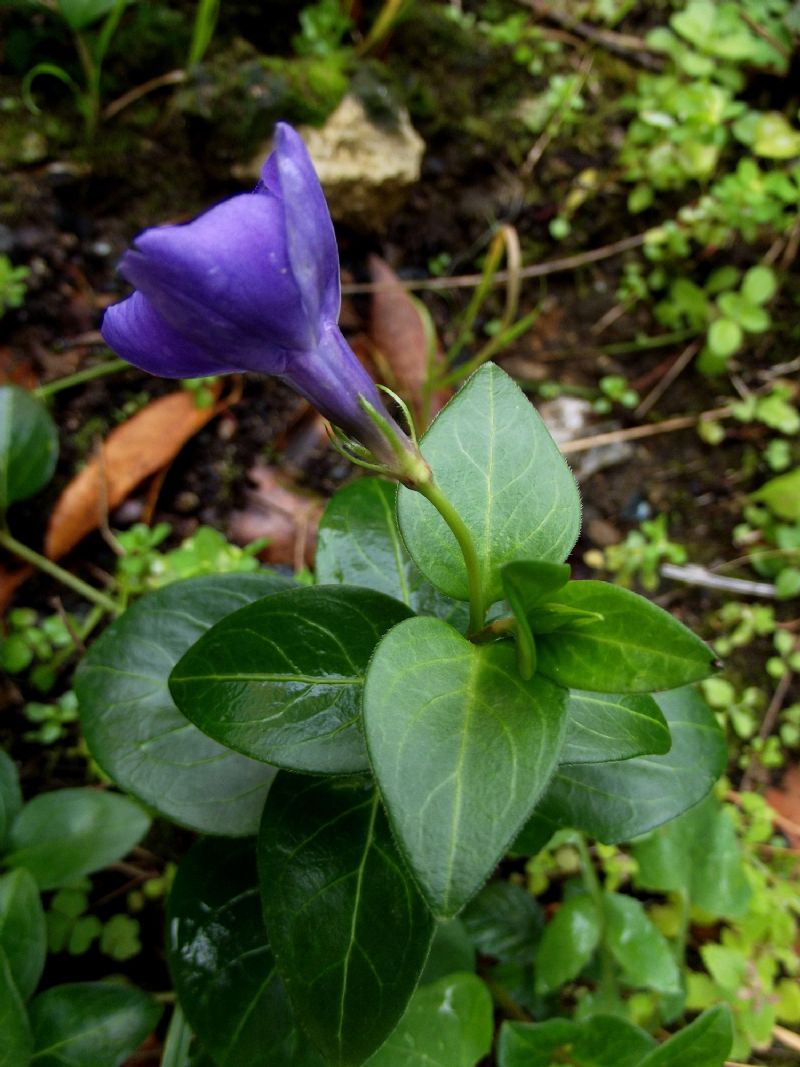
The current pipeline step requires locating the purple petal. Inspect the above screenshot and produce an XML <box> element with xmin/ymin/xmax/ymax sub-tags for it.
<box><xmin>273</xmin><ymin>123</ymin><xmax>341</xmax><ymax>327</ymax></box>
<box><xmin>101</xmin><ymin>292</ymin><xmax>244</xmax><ymax>378</ymax></box>
<box><xmin>120</xmin><ymin>193</ymin><xmax>313</xmax><ymax>359</ymax></box>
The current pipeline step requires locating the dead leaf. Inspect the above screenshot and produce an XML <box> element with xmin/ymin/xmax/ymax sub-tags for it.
<box><xmin>0</xmin><ymin>564</ymin><xmax>34</xmax><ymax>618</ymax></box>
<box><xmin>45</xmin><ymin>386</ymin><xmax>221</xmax><ymax>560</ymax></box>
<box><xmin>228</xmin><ymin>464</ymin><xmax>323</xmax><ymax>572</ymax></box>
<box><xmin>766</xmin><ymin>764</ymin><xmax>800</xmax><ymax>848</ymax></box>
<box><xmin>367</xmin><ymin>255</ymin><xmax>448</xmax><ymax>425</ymax></box>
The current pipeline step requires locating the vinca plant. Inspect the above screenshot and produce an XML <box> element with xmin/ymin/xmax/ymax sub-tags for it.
<box><xmin>72</xmin><ymin>125</ymin><xmax>730</xmax><ymax>1065</ymax></box>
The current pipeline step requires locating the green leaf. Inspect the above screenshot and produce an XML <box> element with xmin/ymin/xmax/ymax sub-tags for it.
<box><xmin>502</xmin><ymin>561</ymin><xmax>572</xmax><ymax>678</ymax></box>
<box><xmin>4</xmin><ymin>789</ymin><xmax>150</xmax><ymax>890</ymax></box>
<box><xmin>603</xmin><ymin>893</ymin><xmax>681</xmax><ymax>993</ymax></box>
<box><xmin>752</xmin><ymin>467</ymin><xmax>800</xmax><ymax>521</ymax></box>
<box><xmin>364</xmin><ymin>616</ymin><xmax>567</xmax><ymax>916</ymax></box>
<box><xmin>499</xmin><ymin>1015</ymin><xmax>656</xmax><ymax>1067</ymax></box>
<box><xmin>0</xmin><ymin>386</ymin><xmax>58</xmax><ymax>511</ymax></box>
<box><xmin>707</xmin><ymin>318</ymin><xmax>742</xmax><ymax>358</ymax></box>
<box><xmin>528</xmin><ymin>686</ymin><xmax>726</xmax><ymax>843</ymax></box>
<box><xmin>315</xmin><ymin>478</ymin><xmax>467</xmax><ymax>627</ymax></box>
<box><xmin>638</xmin><ymin>1005</ymin><xmax>733</xmax><ymax>1067</ymax></box>
<box><xmin>741</xmin><ymin>265</ymin><xmax>777</xmax><ymax>306</ymax></box>
<box><xmin>258</xmin><ymin>775</ymin><xmax>434</xmax><ymax>1067</ymax></box>
<box><xmin>0</xmin><ymin>750</ymin><xmax>22</xmax><ymax>852</ymax></box>
<box><xmin>57</xmin><ymin>0</ymin><xmax>130</xmax><ymax>30</ymax></box>
<box><xmin>0</xmin><ymin>869</ymin><xmax>46</xmax><ymax>1001</ymax></box>
<box><xmin>536</xmin><ymin>582</ymin><xmax>715</xmax><ymax>693</ymax></box>
<box><xmin>0</xmin><ymin>947</ymin><xmax>32</xmax><ymax>1067</ymax></box>
<box><xmin>753</xmin><ymin>112</ymin><xmax>800</xmax><ymax>159</ymax></box>
<box><xmin>397</xmin><ymin>364</ymin><xmax>581</xmax><ymax>606</ymax></box>
<box><xmin>632</xmin><ymin>794</ymin><xmax>750</xmax><ymax>919</ymax></box>
<box><xmin>562</xmin><ymin>691</ymin><xmax>671</xmax><ymax>764</ymax></box>
<box><xmin>75</xmin><ymin>574</ymin><xmax>290</xmax><ymax>836</ymax></box>
<box><xmin>167</xmin><ymin>837</ymin><xmax>321</xmax><ymax>1067</ymax></box>
<box><xmin>461</xmin><ymin>882</ymin><xmax>543</xmax><ymax>965</ymax></box>
<box><xmin>28</xmin><ymin>982</ymin><xmax>161</xmax><ymax>1067</ymax></box>
<box><xmin>171</xmin><ymin>586</ymin><xmax>413</xmax><ymax>774</ymax></box>
<box><xmin>363</xmin><ymin>973</ymin><xmax>493</xmax><ymax>1067</ymax></box>
<box><xmin>420</xmin><ymin>921</ymin><xmax>475</xmax><ymax>985</ymax></box>
<box><xmin>534</xmin><ymin>895</ymin><xmax>601</xmax><ymax>994</ymax></box>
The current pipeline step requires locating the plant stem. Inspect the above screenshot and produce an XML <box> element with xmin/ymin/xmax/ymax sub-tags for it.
<box><xmin>160</xmin><ymin>1002</ymin><xmax>192</xmax><ymax>1067</ymax></box>
<box><xmin>0</xmin><ymin>529</ymin><xmax>118</xmax><ymax>615</ymax></box>
<box><xmin>34</xmin><ymin>359</ymin><xmax>128</xmax><ymax>400</ymax></box>
<box><xmin>416</xmin><ymin>479</ymin><xmax>484</xmax><ymax>634</ymax></box>
<box><xmin>575</xmin><ymin>832</ymin><xmax>619</xmax><ymax>1009</ymax></box>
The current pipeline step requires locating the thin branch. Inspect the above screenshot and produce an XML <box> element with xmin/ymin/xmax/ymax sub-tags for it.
<box><xmin>515</xmin><ymin>0</ymin><xmax>664</xmax><ymax>68</ymax></box>
<box><xmin>559</xmin><ymin>404</ymin><xmax>732</xmax><ymax>454</ymax></box>
<box><xmin>634</xmin><ymin>340</ymin><xmax>700</xmax><ymax>418</ymax></box>
<box><xmin>660</xmin><ymin>563</ymin><xmax>776</xmax><ymax>599</ymax></box>
<box><xmin>102</xmin><ymin>69</ymin><xmax>186</xmax><ymax>121</ymax></box>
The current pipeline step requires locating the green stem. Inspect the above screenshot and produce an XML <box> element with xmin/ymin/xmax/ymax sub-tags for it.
<box><xmin>160</xmin><ymin>1002</ymin><xmax>192</xmax><ymax>1067</ymax></box>
<box><xmin>0</xmin><ymin>529</ymin><xmax>119</xmax><ymax>615</ymax></box>
<box><xmin>416</xmin><ymin>479</ymin><xmax>484</xmax><ymax>634</ymax></box>
<box><xmin>34</xmin><ymin>358</ymin><xmax>128</xmax><ymax>400</ymax></box>
<box><xmin>575</xmin><ymin>832</ymin><xmax>619</xmax><ymax>1009</ymax></box>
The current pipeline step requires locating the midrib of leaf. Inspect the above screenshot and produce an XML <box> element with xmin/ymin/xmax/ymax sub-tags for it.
<box><xmin>175</xmin><ymin>673</ymin><xmax>362</xmax><ymax>685</ymax></box>
<box><xmin>441</xmin><ymin>654</ymin><xmax>479</xmax><ymax>914</ymax></box>
<box><xmin>337</xmin><ymin>792</ymin><xmax>379</xmax><ymax>1054</ymax></box>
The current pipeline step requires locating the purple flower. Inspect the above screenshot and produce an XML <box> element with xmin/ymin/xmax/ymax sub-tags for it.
<box><xmin>101</xmin><ymin>123</ymin><xmax>411</xmax><ymax>464</ymax></box>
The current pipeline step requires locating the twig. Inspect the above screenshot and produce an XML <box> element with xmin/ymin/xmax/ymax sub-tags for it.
<box><xmin>736</xmin><ymin>8</ymin><xmax>791</xmax><ymax>60</ymax></box>
<box><xmin>102</xmin><ymin>69</ymin><xmax>186</xmax><ymax>121</ymax></box>
<box><xmin>515</xmin><ymin>0</ymin><xmax>663</xmax><ymax>67</ymax></box>
<box><xmin>341</xmin><ymin>232</ymin><xmax>648</xmax><ymax>295</ymax></box>
<box><xmin>774</xmin><ymin>1025</ymin><xmax>800</xmax><ymax>1053</ymax></box>
<box><xmin>660</xmin><ymin>563</ymin><xmax>777</xmax><ymax>599</ymax></box>
<box><xmin>741</xmin><ymin>669</ymin><xmax>795</xmax><ymax>791</ymax></box>
<box><xmin>521</xmin><ymin>54</ymin><xmax>594</xmax><ymax>177</ymax></box>
<box><xmin>634</xmin><ymin>340</ymin><xmax>701</xmax><ymax>418</ymax></box>
<box><xmin>559</xmin><ymin>404</ymin><xmax>732</xmax><ymax>454</ymax></box>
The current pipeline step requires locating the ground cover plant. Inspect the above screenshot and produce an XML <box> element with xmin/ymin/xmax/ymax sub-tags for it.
<box><xmin>1</xmin><ymin>1</ymin><xmax>800</xmax><ymax>1065</ymax></box>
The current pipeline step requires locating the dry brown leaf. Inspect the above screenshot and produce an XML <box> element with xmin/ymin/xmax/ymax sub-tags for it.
<box><xmin>766</xmin><ymin>764</ymin><xmax>800</xmax><ymax>848</ymax></box>
<box><xmin>228</xmin><ymin>463</ymin><xmax>323</xmax><ymax>572</ymax></box>
<box><xmin>0</xmin><ymin>564</ymin><xmax>34</xmax><ymax>618</ymax></box>
<box><xmin>45</xmin><ymin>386</ymin><xmax>221</xmax><ymax>560</ymax></box>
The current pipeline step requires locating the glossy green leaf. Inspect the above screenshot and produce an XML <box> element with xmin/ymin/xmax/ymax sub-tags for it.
<box><xmin>0</xmin><ymin>750</ymin><xmax>22</xmax><ymax>852</ymax></box>
<box><xmin>638</xmin><ymin>1005</ymin><xmax>733</xmax><ymax>1067</ymax></box>
<box><xmin>258</xmin><ymin>775</ymin><xmax>434</xmax><ymax>1067</ymax></box>
<box><xmin>76</xmin><ymin>574</ymin><xmax>290</xmax><ymax>836</ymax></box>
<box><xmin>499</xmin><ymin>1015</ymin><xmax>656</xmax><ymax>1067</ymax></box>
<box><xmin>461</xmin><ymin>882</ymin><xmax>543</xmax><ymax>964</ymax></box>
<box><xmin>632</xmin><ymin>794</ymin><xmax>750</xmax><ymax>919</ymax></box>
<box><xmin>562</xmin><ymin>691</ymin><xmax>670</xmax><ymax>764</ymax></box>
<box><xmin>534</xmin><ymin>895</ymin><xmax>601</xmax><ymax>994</ymax></box>
<box><xmin>0</xmin><ymin>386</ymin><xmax>58</xmax><ymax>511</ymax></box>
<box><xmin>28</xmin><ymin>982</ymin><xmax>161</xmax><ymax>1067</ymax></box>
<box><xmin>397</xmin><ymin>364</ymin><xmax>581</xmax><ymax>606</ymax></box>
<box><xmin>528</xmin><ymin>687</ymin><xmax>727</xmax><ymax>843</ymax></box>
<box><xmin>363</xmin><ymin>973</ymin><xmax>493</xmax><ymax>1067</ymax></box>
<box><xmin>420</xmin><ymin>920</ymin><xmax>475</xmax><ymax>985</ymax></box>
<box><xmin>171</xmin><ymin>585</ymin><xmax>413</xmax><ymax>773</ymax></box>
<box><xmin>4</xmin><ymin>789</ymin><xmax>150</xmax><ymax>890</ymax></box>
<box><xmin>0</xmin><ymin>869</ymin><xmax>46</xmax><ymax>1001</ymax></box>
<box><xmin>604</xmin><ymin>893</ymin><xmax>681</xmax><ymax>993</ymax></box>
<box><xmin>364</xmin><ymin>616</ymin><xmax>567</xmax><ymax>916</ymax></box>
<box><xmin>0</xmin><ymin>947</ymin><xmax>32</xmax><ymax>1067</ymax></box>
<box><xmin>537</xmin><ymin>582</ymin><xmax>715</xmax><ymax>693</ymax></box>
<box><xmin>315</xmin><ymin>477</ymin><xmax>467</xmax><ymax>627</ymax></box>
<box><xmin>167</xmin><ymin>837</ymin><xmax>321</xmax><ymax>1066</ymax></box>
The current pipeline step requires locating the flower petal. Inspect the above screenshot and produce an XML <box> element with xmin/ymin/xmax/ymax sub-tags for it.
<box><xmin>120</xmin><ymin>193</ymin><xmax>313</xmax><ymax>358</ymax></box>
<box><xmin>101</xmin><ymin>292</ymin><xmax>244</xmax><ymax>378</ymax></box>
<box><xmin>273</xmin><ymin>123</ymin><xmax>341</xmax><ymax>327</ymax></box>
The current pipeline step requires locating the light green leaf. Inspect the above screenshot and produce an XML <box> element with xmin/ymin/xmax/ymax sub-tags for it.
<box><xmin>76</xmin><ymin>574</ymin><xmax>290</xmax><ymax>836</ymax></box>
<box><xmin>562</xmin><ymin>691</ymin><xmax>671</xmax><ymax>764</ymax></box>
<box><xmin>753</xmin><ymin>112</ymin><xmax>800</xmax><ymax>159</ymax></box>
<box><xmin>4</xmin><ymin>789</ymin><xmax>150</xmax><ymax>890</ymax></box>
<box><xmin>259</xmin><ymin>775</ymin><xmax>433</xmax><ymax>1067</ymax></box>
<box><xmin>752</xmin><ymin>467</ymin><xmax>800</xmax><ymax>521</ymax></box>
<box><xmin>0</xmin><ymin>947</ymin><xmax>32</xmax><ymax>1067</ymax></box>
<box><xmin>604</xmin><ymin>893</ymin><xmax>681</xmax><ymax>993</ymax></box>
<box><xmin>167</xmin><ymin>837</ymin><xmax>322</xmax><ymax>1067</ymax></box>
<box><xmin>0</xmin><ymin>386</ymin><xmax>58</xmax><ymax>511</ymax></box>
<box><xmin>397</xmin><ymin>364</ymin><xmax>581</xmax><ymax>607</ymax></box>
<box><xmin>536</xmin><ymin>582</ymin><xmax>715</xmax><ymax>693</ymax></box>
<box><xmin>499</xmin><ymin>1015</ymin><xmax>656</xmax><ymax>1067</ymax></box>
<box><xmin>364</xmin><ymin>973</ymin><xmax>493</xmax><ymax>1067</ymax></box>
<box><xmin>315</xmin><ymin>477</ymin><xmax>467</xmax><ymax>627</ymax></box>
<box><xmin>0</xmin><ymin>869</ymin><xmax>46</xmax><ymax>1001</ymax></box>
<box><xmin>364</xmin><ymin>616</ymin><xmax>567</xmax><ymax>916</ymax></box>
<box><xmin>707</xmin><ymin>318</ymin><xmax>742</xmax><ymax>359</ymax></box>
<box><xmin>527</xmin><ymin>687</ymin><xmax>726</xmax><ymax>843</ymax></box>
<box><xmin>742</xmin><ymin>265</ymin><xmax>777</xmax><ymax>306</ymax></box>
<box><xmin>171</xmin><ymin>586</ymin><xmax>413</xmax><ymax>774</ymax></box>
<box><xmin>29</xmin><ymin>982</ymin><xmax>161</xmax><ymax>1067</ymax></box>
<box><xmin>534</xmin><ymin>895</ymin><xmax>601</xmax><ymax>994</ymax></box>
<box><xmin>638</xmin><ymin>1005</ymin><xmax>733</xmax><ymax>1067</ymax></box>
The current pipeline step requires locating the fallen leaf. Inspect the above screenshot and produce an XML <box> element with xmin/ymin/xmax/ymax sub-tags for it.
<box><xmin>228</xmin><ymin>463</ymin><xmax>323</xmax><ymax>571</ymax></box>
<box><xmin>0</xmin><ymin>564</ymin><xmax>34</xmax><ymax>616</ymax></box>
<box><xmin>766</xmin><ymin>764</ymin><xmax>800</xmax><ymax>848</ymax></box>
<box><xmin>45</xmin><ymin>386</ymin><xmax>221</xmax><ymax>560</ymax></box>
